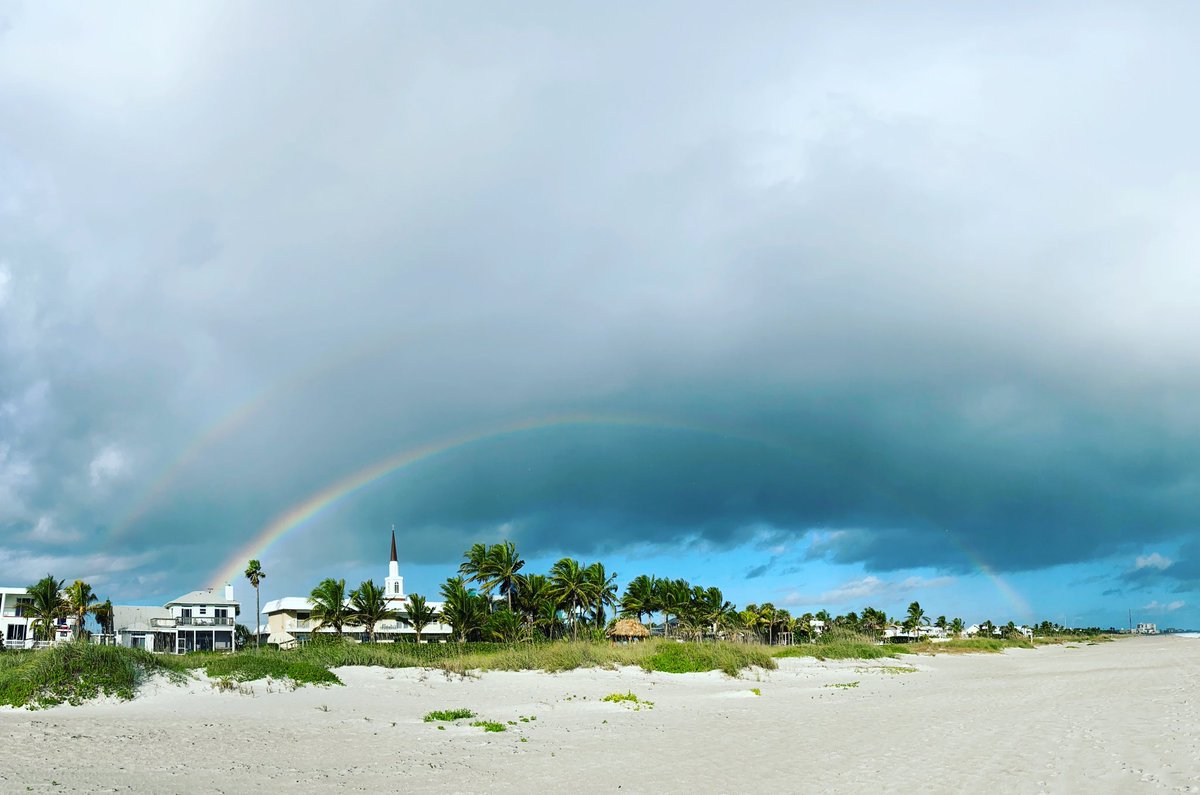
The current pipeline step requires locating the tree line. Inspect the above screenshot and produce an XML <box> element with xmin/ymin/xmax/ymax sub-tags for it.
<box><xmin>2</xmin><ymin>575</ymin><xmax>112</xmax><ymax>647</ymax></box>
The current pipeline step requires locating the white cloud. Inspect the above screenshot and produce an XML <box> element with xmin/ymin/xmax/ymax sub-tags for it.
<box><xmin>1141</xmin><ymin>599</ymin><xmax>1185</xmax><ymax>613</ymax></box>
<box><xmin>89</xmin><ymin>444</ymin><xmax>129</xmax><ymax>489</ymax></box>
<box><xmin>24</xmin><ymin>514</ymin><xmax>82</xmax><ymax>544</ymax></box>
<box><xmin>782</xmin><ymin>574</ymin><xmax>955</xmax><ymax>608</ymax></box>
<box><xmin>1134</xmin><ymin>553</ymin><xmax>1172</xmax><ymax>571</ymax></box>
<box><xmin>0</xmin><ymin>262</ymin><xmax>10</xmax><ymax>307</ymax></box>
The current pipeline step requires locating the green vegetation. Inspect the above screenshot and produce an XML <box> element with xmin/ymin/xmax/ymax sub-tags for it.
<box><xmin>471</xmin><ymin>720</ymin><xmax>506</xmax><ymax>732</ymax></box>
<box><xmin>750</xmin><ymin>687</ymin><xmax>761</xmax><ymax>696</ymax></box>
<box><xmin>424</xmin><ymin>708</ymin><xmax>476</xmax><ymax>722</ymax></box>
<box><xmin>826</xmin><ymin>681</ymin><xmax>860</xmax><ymax>689</ymax></box>
<box><xmin>643</xmin><ymin>640</ymin><xmax>775</xmax><ymax>676</ymax></box>
<box><xmin>773</xmin><ymin>634</ymin><xmax>901</xmax><ymax>661</ymax></box>
<box><xmin>0</xmin><ymin>642</ymin><xmax>187</xmax><ymax>709</ymax></box>
<box><xmin>873</xmin><ymin>665</ymin><xmax>919</xmax><ymax>675</ymax></box>
<box><xmin>601</xmin><ymin>691</ymin><xmax>642</xmax><ymax>704</ymax></box>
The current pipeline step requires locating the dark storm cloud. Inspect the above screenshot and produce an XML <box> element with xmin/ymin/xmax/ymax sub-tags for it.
<box><xmin>2</xmin><ymin>2</ymin><xmax>1200</xmax><ymax>597</ymax></box>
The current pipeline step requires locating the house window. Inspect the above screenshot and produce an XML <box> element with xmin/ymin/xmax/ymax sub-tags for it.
<box><xmin>214</xmin><ymin>608</ymin><xmax>228</xmax><ymax>619</ymax></box>
<box><xmin>181</xmin><ymin>608</ymin><xmax>192</xmax><ymax>618</ymax></box>
<box><xmin>6</xmin><ymin>624</ymin><xmax>26</xmax><ymax>641</ymax></box>
<box><xmin>199</xmin><ymin>607</ymin><xmax>208</xmax><ymax>616</ymax></box>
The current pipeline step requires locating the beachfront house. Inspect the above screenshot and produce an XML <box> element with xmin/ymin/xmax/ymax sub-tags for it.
<box><xmin>112</xmin><ymin>585</ymin><xmax>240</xmax><ymax>653</ymax></box>
<box><xmin>1135</xmin><ymin>622</ymin><xmax>1158</xmax><ymax>635</ymax></box>
<box><xmin>1</xmin><ymin>586</ymin><xmax>79</xmax><ymax>649</ymax></box>
<box><xmin>261</xmin><ymin>530</ymin><xmax>453</xmax><ymax>645</ymax></box>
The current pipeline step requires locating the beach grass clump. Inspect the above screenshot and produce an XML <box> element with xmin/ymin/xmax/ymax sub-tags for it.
<box><xmin>424</xmin><ymin>708</ymin><xmax>476</xmax><ymax>722</ymax></box>
<box><xmin>195</xmin><ymin>652</ymin><xmax>340</xmax><ymax>687</ymax></box>
<box><xmin>471</xmin><ymin>720</ymin><xmax>507</xmax><ymax>732</ymax></box>
<box><xmin>903</xmin><ymin>638</ymin><xmax>1032</xmax><ymax>655</ymax></box>
<box><xmin>0</xmin><ymin>642</ymin><xmax>187</xmax><ymax>709</ymax></box>
<box><xmin>825</xmin><ymin>681</ymin><xmax>860</xmax><ymax>689</ymax></box>
<box><xmin>642</xmin><ymin>641</ymin><xmax>776</xmax><ymax>677</ymax></box>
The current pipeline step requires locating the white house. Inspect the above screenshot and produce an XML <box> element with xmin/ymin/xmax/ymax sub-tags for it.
<box><xmin>262</xmin><ymin>530</ymin><xmax>453</xmax><ymax>645</ymax></box>
<box><xmin>1</xmin><ymin>586</ymin><xmax>79</xmax><ymax>649</ymax></box>
<box><xmin>1136</xmin><ymin>622</ymin><xmax>1158</xmax><ymax>635</ymax></box>
<box><xmin>113</xmin><ymin>585</ymin><xmax>240</xmax><ymax>653</ymax></box>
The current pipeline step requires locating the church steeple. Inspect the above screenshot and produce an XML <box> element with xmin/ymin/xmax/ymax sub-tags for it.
<box><xmin>386</xmin><ymin>525</ymin><xmax>404</xmax><ymax>600</ymax></box>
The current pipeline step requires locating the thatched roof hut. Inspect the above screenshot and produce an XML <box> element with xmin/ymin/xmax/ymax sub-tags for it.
<box><xmin>607</xmin><ymin>619</ymin><xmax>651</xmax><ymax>643</ymax></box>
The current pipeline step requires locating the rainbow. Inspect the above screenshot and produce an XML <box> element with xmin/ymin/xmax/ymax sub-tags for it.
<box><xmin>208</xmin><ymin>413</ymin><xmax>1035</xmax><ymax>620</ymax></box>
<box><xmin>107</xmin><ymin>329</ymin><xmax>420</xmax><ymax>542</ymax></box>
<box><xmin>209</xmin><ymin>413</ymin><xmax>769</xmax><ymax>587</ymax></box>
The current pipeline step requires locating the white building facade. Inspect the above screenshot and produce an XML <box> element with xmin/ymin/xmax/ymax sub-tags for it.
<box><xmin>1</xmin><ymin>586</ymin><xmax>78</xmax><ymax>649</ymax></box>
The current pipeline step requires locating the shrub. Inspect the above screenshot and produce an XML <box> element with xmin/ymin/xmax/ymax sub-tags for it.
<box><xmin>643</xmin><ymin>641</ymin><xmax>776</xmax><ymax>676</ymax></box>
<box><xmin>471</xmin><ymin>720</ymin><xmax>506</xmax><ymax>732</ymax></box>
<box><xmin>424</xmin><ymin>708</ymin><xmax>476</xmax><ymax>722</ymax></box>
<box><xmin>0</xmin><ymin>642</ymin><xmax>187</xmax><ymax>709</ymax></box>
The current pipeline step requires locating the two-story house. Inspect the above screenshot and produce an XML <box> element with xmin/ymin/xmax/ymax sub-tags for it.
<box><xmin>113</xmin><ymin>585</ymin><xmax>240</xmax><ymax>653</ymax></box>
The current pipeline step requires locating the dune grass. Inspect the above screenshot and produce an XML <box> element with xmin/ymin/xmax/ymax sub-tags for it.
<box><xmin>0</xmin><ymin>642</ymin><xmax>187</xmax><ymax>709</ymax></box>
<box><xmin>773</xmin><ymin>635</ymin><xmax>901</xmax><ymax>661</ymax></box>
<box><xmin>902</xmin><ymin>638</ymin><xmax>1034</xmax><ymax>655</ymax></box>
<box><xmin>190</xmin><ymin>652</ymin><xmax>341</xmax><ymax>686</ymax></box>
<box><xmin>424</xmin><ymin>708</ymin><xmax>476</xmax><ymax>722</ymax></box>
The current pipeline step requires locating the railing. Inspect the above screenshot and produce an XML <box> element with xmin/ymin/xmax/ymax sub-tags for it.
<box><xmin>150</xmin><ymin>616</ymin><xmax>235</xmax><ymax>628</ymax></box>
<box><xmin>178</xmin><ymin>616</ymin><xmax>235</xmax><ymax>627</ymax></box>
<box><xmin>285</xmin><ymin>620</ymin><xmax>314</xmax><ymax>631</ymax></box>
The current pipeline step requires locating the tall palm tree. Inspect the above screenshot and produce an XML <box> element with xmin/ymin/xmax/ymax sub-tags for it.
<box><xmin>860</xmin><ymin>606</ymin><xmax>887</xmax><ymax>639</ymax></box>
<box><xmin>904</xmin><ymin>601</ymin><xmax>929</xmax><ymax>636</ymax></box>
<box><xmin>25</xmin><ymin>575</ymin><xmax>66</xmax><ymax>643</ymax></box>
<box><xmin>440</xmin><ymin>577</ymin><xmax>487</xmax><ymax>642</ymax></box>
<box><xmin>481</xmin><ymin>541</ymin><xmax>526</xmax><ymax>612</ymax></box>
<box><xmin>310</xmin><ymin>577</ymin><xmax>351</xmax><ymax>636</ymax></box>
<box><xmin>549</xmin><ymin>558</ymin><xmax>589</xmax><ymax>640</ymax></box>
<box><xmin>349</xmin><ymin>580</ymin><xmax>394</xmax><ymax>642</ymax></box>
<box><xmin>759</xmin><ymin>603</ymin><xmax>778</xmax><ymax>646</ymax></box>
<box><xmin>584</xmin><ymin>562</ymin><xmax>618</xmax><ymax>627</ymax></box>
<box><xmin>485</xmin><ymin>608</ymin><xmax>526</xmax><ymax>643</ymax></box>
<box><xmin>64</xmin><ymin>580</ymin><xmax>97</xmax><ymax>640</ymax></box>
<box><xmin>619</xmin><ymin>575</ymin><xmax>658</xmax><ymax>623</ymax></box>
<box><xmin>404</xmin><ymin>594</ymin><xmax>438</xmax><ymax>644</ymax></box>
<box><xmin>244</xmin><ymin>559</ymin><xmax>266</xmax><ymax>648</ymax></box>
<box><xmin>950</xmin><ymin>617</ymin><xmax>965</xmax><ymax>636</ymax></box>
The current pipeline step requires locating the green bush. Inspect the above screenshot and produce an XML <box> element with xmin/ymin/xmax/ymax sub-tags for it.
<box><xmin>198</xmin><ymin>653</ymin><xmax>340</xmax><ymax>686</ymax></box>
<box><xmin>423</xmin><ymin>708</ymin><xmax>476</xmax><ymax>722</ymax></box>
<box><xmin>643</xmin><ymin>641</ymin><xmax>776</xmax><ymax>676</ymax></box>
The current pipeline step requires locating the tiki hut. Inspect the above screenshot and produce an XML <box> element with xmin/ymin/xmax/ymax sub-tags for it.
<box><xmin>607</xmin><ymin>619</ymin><xmax>651</xmax><ymax>644</ymax></box>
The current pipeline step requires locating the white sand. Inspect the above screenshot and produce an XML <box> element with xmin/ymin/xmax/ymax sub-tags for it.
<box><xmin>2</xmin><ymin>636</ymin><xmax>1197</xmax><ymax>793</ymax></box>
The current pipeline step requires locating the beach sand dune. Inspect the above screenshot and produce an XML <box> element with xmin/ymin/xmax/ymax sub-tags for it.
<box><xmin>2</xmin><ymin>637</ymin><xmax>1196</xmax><ymax>793</ymax></box>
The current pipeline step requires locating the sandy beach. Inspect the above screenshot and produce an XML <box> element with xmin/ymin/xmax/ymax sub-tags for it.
<box><xmin>2</xmin><ymin>636</ymin><xmax>1196</xmax><ymax>794</ymax></box>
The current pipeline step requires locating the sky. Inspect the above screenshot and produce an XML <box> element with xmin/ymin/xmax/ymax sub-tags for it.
<box><xmin>2</xmin><ymin>2</ymin><xmax>1199</xmax><ymax>630</ymax></box>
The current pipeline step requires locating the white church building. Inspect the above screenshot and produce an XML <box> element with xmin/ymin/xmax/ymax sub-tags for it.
<box><xmin>260</xmin><ymin>530</ymin><xmax>453</xmax><ymax>645</ymax></box>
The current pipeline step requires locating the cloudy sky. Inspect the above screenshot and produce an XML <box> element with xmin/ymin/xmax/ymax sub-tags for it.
<box><xmin>2</xmin><ymin>2</ymin><xmax>1198</xmax><ymax>628</ymax></box>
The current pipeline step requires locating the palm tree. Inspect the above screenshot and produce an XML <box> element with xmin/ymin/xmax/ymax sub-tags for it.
<box><xmin>458</xmin><ymin>543</ymin><xmax>490</xmax><ymax>591</ymax></box>
<box><xmin>904</xmin><ymin>601</ymin><xmax>929</xmax><ymax>637</ymax></box>
<box><xmin>25</xmin><ymin>575</ymin><xmax>67</xmax><ymax>642</ymax></box>
<box><xmin>655</xmin><ymin>578</ymin><xmax>690</xmax><ymax>639</ymax></box>
<box><xmin>759</xmin><ymin>603</ymin><xmax>779</xmax><ymax>646</ymax></box>
<box><xmin>584</xmin><ymin>562</ymin><xmax>618</xmax><ymax>627</ymax></box>
<box><xmin>440</xmin><ymin>577</ymin><xmax>487</xmax><ymax>642</ymax></box>
<box><xmin>950</xmin><ymin>617</ymin><xmax>965</xmax><ymax>636</ymax></box>
<box><xmin>244</xmin><ymin>559</ymin><xmax>266</xmax><ymax>648</ymax></box>
<box><xmin>349</xmin><ymin>580</ymin><xmax>394</xmax><ymax>642</ymax></box>
<box><xmin>481</xmin><ymin>541</ymin><xmax>526</xmax><ymax>612</ymax></box>
<box><xmin>860</xmin><ymin>606</ymin><xmax>887</xmax><ymax>639</ymax></box>
<box><xmin>64</xmin><ymin>580</ymin><xmax>97</xmax><ymax>639</ymax></box>
<box><xmin>619</xmin><ymin>575</ymin><xmax>658</xmax><ymax>623</ymax></box>
<box><xmin>310</xmin><ymin>577</ymin><xmax>351</xmax><ymax>636</ymax></box>
<box><xmin>549</xmin><ymin>558</ymin><xmax>589</xmax><ymax>640</ymax></box>
<box><xmin>93</xmin><ymin>599</ymin><xmax>114</xmax><ymax>642</ymax></box>
<box><xmin>404</xmin><ymin>594</ymin><xmax>438</xmax><ymax>644</ymax></box>
<box><xmin>485</xmin><ymin>608</ymin><xmax>526</xmax><ymax>643</ymax></box>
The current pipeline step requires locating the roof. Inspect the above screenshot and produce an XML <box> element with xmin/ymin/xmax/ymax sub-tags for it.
<box><xmin>166</xmin><ymin>588</ymin><xmax>238</xmax><ymax>607</ymax></box>
<box><xmin>262</xmin><ymin>597</ymin><xmax>315</xmax><ymax>614</ymax></box>
<box><xmin>112</xmin><ymin>605</ymin><xmax>171</xmax><ymax>631</ymax></box>
<box><xmin>607</xmin><ymin>619</ymin><xmax>651</xmax><ymax>638</ymax></box>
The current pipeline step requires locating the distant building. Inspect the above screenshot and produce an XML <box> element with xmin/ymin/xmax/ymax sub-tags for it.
<box><xmin>261</xmin><ymin>529</ymin><xmax>453</xmax><ymax>644</ymax></box>
<box><xmin>1135</xmin><ymin>622</ymin><xmax>1158</xmax><ymax>635</ymax></box>
<box><xmin>112</xmin><ymin>585</ymin><xmax>240</xmax><ymax>653</ymax></box>
<box><xmin>1</xmin><ymin>585</ymin><xmax>79</xmax><ymax>649</ymax></box>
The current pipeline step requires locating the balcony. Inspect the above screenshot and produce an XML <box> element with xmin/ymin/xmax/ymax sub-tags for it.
<box><xmin>285</xmin><ymin>619</ymin><xmax>314</xmax><ymax>631</ymax></box>
<box><xmin>151</xmin><ymin>616</ymin><xmax>235</xmax><ymax>628</ymax></box>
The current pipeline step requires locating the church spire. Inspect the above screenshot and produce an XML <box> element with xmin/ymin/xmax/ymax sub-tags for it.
<box><xmin>386</xmin><ymin>524</ymin><xmax>403</xmax><ymax>598</ymax></box>
<box><xmin>390</xmin><ymin>525</ymin><xmax>397</xmax><ymax>564</ymax></box>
